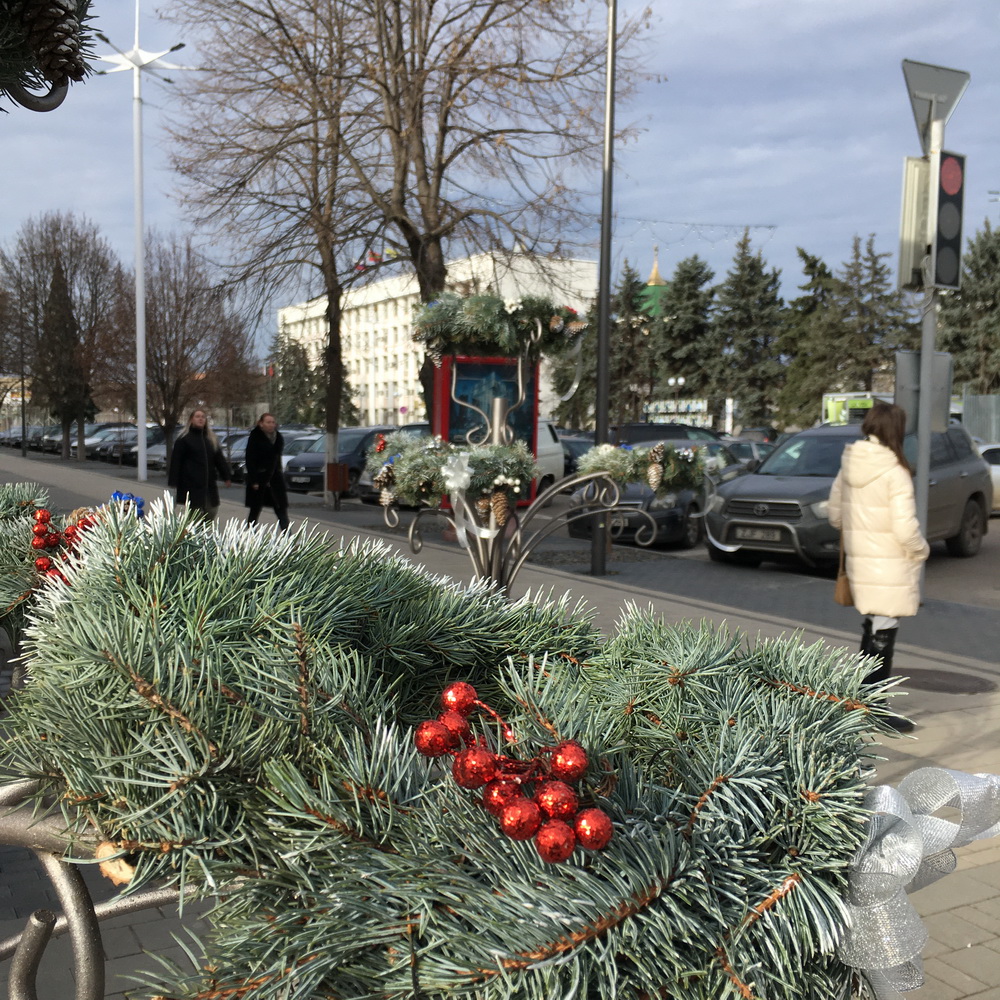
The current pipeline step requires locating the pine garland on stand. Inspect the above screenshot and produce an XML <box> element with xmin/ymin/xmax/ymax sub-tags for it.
<box><xmin>0</xmin><ymin>484</ymin><xmax>996</xmax><ymax>999</ymax></box>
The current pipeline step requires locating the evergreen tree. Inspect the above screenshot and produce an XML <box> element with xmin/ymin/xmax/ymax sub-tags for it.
<box><xmin>269</xmin><ymin>331</ymin><xmax>359</xmax><ymax>426</ymax></box>
<box><xmin>706</xmin><ymin>230</ymin><xmax>785</xmax><ymax>427</ymax></box>
<box><xmin>827</xmin><ymin>235</ymin><xmax>917</xmax><ymax>394</ymax></box>
<box><xmin>653</xmin><ymin>254</ymin><xmax>715</xmax><ymax>397</ymax></box>
<box><xmin>33</xmin><ymin>259</ymin><xmax>91</xmax><ymax>456</ymax></box>
<box><xmin>551</xmin><ymin>263</ymin><xmax>660</xmax><ymax>432</ymax></box>
<box><xmin>938</xmin><ymin>219</ymin><xmax>1000</xmax><ymax>394</ymax></box>
<box><xmin>270</xmin><ymin>332</ymin><xmax>320</xmax><ymax>424</ymax></box>
<box><xmin>777</xmin><ymin>249</ymin><xmax>839</xmax><ymax>428</ymax></box>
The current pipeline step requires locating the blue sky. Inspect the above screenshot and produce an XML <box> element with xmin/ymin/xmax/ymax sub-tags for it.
<box><xmin>3</xmin><ymin>0</ymin><xmax>999</xmax><ymax>334</ymax></box>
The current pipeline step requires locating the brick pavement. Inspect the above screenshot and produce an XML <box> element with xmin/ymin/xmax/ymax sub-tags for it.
<box><xmin>1</xmin><ymin>451</ymin><xmax>999</xmax><ymax>997</ymax></box>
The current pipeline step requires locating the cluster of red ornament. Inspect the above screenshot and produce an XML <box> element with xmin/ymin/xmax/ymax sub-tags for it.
<box><xmin>29</xmin><ymin>507</ymin><xmax>96</xmax><ymax>584</ymax></box>
<box><xmin>414</xmin><ymin>682</ymin><xmax>613</xmax><ymax>864</ymax></box>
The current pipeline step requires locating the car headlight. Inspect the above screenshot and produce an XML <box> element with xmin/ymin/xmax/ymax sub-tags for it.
<box><xmin>810</xmin><ymin>500</ymin><xmax>830</xmax><ymax>519</ymax></box>
<box><xmin>649</xmin><ymin>492</ymin><xmax>678</xmax><ymax>510</ymax></box>
<box><xmin>709</xmin><ymin>493</ymin><xmax>726</xmax><ymax>513</ymax></box>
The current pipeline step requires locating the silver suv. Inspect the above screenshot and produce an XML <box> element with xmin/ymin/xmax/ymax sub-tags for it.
<box><xmin>704</xmin><ymin>423</ymin><xmax>992</xmax><ymax>566</ymax></box>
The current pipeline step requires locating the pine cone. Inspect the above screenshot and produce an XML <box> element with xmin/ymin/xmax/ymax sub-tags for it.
<box><xmin>475</xmin><ymin>496</ymin><xmax>491</xmax><ymax>524</ymax></box>
<box><xmin>20</xmin><ymin>0</ymin><xmax>87</xmax><ymax>83</ymax></box>
<box><xmin>490</xmin><ymin>489</ymin><xmax>509</xmax><ymax>527</ymax></box>
<box><xmin>649</xmin><ymin>443</ymin><xmax>665</xmax><ymax>464</ymax></box>
<box><xmin>647</xmin><ymin>463</ymin><xmax>663</xmax><ymax>490</ymax></box>
<box><xmin>379</xmin><ymin>488</ymin><xmax>394</xmax><ymax>507</ymax></box>
<box><xmin>372</xmin><ymin>464</ymin><xmax>394</xmax><ymax>491</ymax></box>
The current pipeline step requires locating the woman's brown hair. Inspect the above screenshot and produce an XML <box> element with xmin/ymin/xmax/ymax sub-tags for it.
<box><xmin>861</xmin><ymin>401</ymin><xmax>910</xmax><ymax>471</ymax></box>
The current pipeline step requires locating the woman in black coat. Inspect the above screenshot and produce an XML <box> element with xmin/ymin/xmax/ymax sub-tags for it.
<box><xmin>168</xmin><ymin>409</ymin><xmax>231</xmax><ymax>521</ymax></box>
<box><xmin>244</xmin><ymin>413</ymin><xmax>290</xmax><ymax>531</ymax></box>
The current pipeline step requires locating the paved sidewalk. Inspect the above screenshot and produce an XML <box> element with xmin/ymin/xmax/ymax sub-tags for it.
<box><xmin>1</xmin><ymin>453</ymin><xmax>999</xmax><ymax>997</ymax></box>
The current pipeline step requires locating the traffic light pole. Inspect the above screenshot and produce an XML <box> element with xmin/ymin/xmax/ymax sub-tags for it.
<box><xmin>914</xmin><ymin>114</ymin><xmax>943</xmax><ymax>535</ymax></box>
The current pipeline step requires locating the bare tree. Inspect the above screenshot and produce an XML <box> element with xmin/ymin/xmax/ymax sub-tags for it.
<box><xmin>166</xmin><ymin>0</ymin><xmax>649</xmax><ymax>428</ymax></box>
<box><xmin>126</xmin><ymin>234</ymin><xmax>253</xmax><ymax>464</ymax></box>
<box><xmin>0</xmin><ymin>212</ymin><xmax>129</xmax><ymax>457</ymax></box>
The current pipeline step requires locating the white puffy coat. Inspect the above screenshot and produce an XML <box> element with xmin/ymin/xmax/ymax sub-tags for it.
<box><xmin>828</xmin><ymin>436</ymin><xmax>929</xmax><ymax>617</ymax></box>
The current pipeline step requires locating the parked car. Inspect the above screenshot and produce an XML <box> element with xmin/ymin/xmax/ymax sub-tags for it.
<box><xmin>614</xmin><ymin>422</ymin><xmax>723</xmax><ymax>444</ymax></box>
<box><xmin>561</xmin><ymin>436</ymin><xmax>594</xmax><ymax>477</ymax></box>
<box><xmin>280</xmin><ymin>433</ymin><xmax>322</xmax><ymax>472</ymax></box>
<box><xmin>72</xmin><ymin>425</ymin><xmax>131</xmax><ymax>460</ymax></box>
<box><xmin>737</xmin><ymin>425</ymin><xmax>781</xmax><ymax>444</ymax></box>
<box><xmin>978</xmin><ymin>443</ymin><xmax>1000</xmax><ymax>514</ymax></box>
<box><xmin>27</xmin><ymin>424</ymin><xmax>52</xmax><ymax>450</ymax></box>
<box><xmin>724</xmin><ymin>438</ymin><xmax>776</xmax><ymax>468</ymax></box>
<box><xmin>705</xmin><ymin>423</ymin><xmax>993</xmax><ymax>567</ymax></box>
<box><xmin>287</xmin><ymin>425</ymin><xmax>430</xmax><ymax>495</ymax></box>
<box><xmin>534</xmin><ymin>419</ymin><xmax>566</xmax><ymax>496</ymax></box>
<box><xmin>566</xmin><ymin>439</ymin><xmax>745</xmax><ymax>549</ymax></box>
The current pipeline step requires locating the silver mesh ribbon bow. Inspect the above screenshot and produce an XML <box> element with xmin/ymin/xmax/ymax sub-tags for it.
<box><xmin>837</xmin><ymin>768</ymin><xmax>1000</xmax><ymax>998</ymax></box>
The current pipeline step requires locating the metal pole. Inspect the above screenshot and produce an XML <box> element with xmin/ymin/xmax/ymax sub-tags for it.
<box><xmin>590</xmin><ymin>0</ymin><xmax>616</xmax><ymax>578</ymax></box>
<box><xmin>915</xmin><ymin>115</ymin><xmax>944</xmax><ymax>534</ymax></box>
<box><xmin>133</xmin><ymin>50</ymin><xmax>148</xmax><ymax>482</ymax></box>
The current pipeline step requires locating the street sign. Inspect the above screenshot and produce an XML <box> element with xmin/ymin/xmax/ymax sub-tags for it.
<box><xmin>902</xmin><ymin>59</ymin><xmax>970</xmax><ymax>155</ymax></box>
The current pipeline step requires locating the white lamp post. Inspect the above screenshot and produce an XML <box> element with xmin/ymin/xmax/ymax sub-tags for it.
<box><xmin>96</xmin><ymin>1</ymin><xmax>186</xmax><ymax>483</ymax></box>
<box><xmin>667</xmin><ymin>376</ymin><xmax>686</xmax><ymax>416</ymax></box>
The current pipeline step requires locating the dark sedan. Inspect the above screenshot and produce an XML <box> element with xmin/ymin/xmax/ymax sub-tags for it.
<box><xmin>285</xmin><ymin>425</ymin><xmax>431</xmax><ymax>495</ymax></box>
<box><xmin>566</xmin><ymin>440</ymin><xmax>744</xmax><ymax>549</ymax></box>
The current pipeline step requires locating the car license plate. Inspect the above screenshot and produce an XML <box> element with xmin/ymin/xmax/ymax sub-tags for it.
<box><xmin>290</xmin><ymin>476</ymin><xmax>310</xmax><ymax>484</ymax></box>
<box><xmin>734</xmin><ymin>526</ymin><xmax>781</xmax><ymax>542</ymax></box>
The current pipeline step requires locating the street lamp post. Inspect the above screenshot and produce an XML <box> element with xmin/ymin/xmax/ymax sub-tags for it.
<box><xmin>96</xmin><ymin>1</ymin><xmax>186</xmax><ymax>483</ymax></box>
<box><xmin>667</xmin><ymin>376</ymin><xmax>686</xmax><ymax>418</ymax></box>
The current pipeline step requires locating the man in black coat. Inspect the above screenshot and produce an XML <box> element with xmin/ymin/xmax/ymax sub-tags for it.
<box><xmin>244</xmin><ymin>413</ymin><xmax>289</xmax><ymax>531</ymax></box>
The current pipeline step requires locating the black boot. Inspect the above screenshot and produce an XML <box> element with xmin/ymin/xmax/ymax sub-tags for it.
<box><xmin>863</xmin><ymin>627</ymin><xmax>895</xmax><ymax>685</ymax></box>
<box><xmin>860</xmin><ymin>617</ymin><xmax>873</xmax><ymax>658</ymax></box>
<box><xmin>865</xmin><ymin>628</ymin><xmax>914</xmax><ymax>732</ymax></box>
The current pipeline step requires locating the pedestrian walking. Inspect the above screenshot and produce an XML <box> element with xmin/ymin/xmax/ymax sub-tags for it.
<box><xmin>244</xmin><ymin>413</ymin><xmax>289</xmax><ymax>531</ymax></box>
<box><xmin>828</xmin><ymin>401</ymin><xmax>929</xmax><ymax>731</ymax></box>
<box><xmin>168</xmin><ymin>409</ymin><xmax>232</xmax><ymax>522</ymax></box>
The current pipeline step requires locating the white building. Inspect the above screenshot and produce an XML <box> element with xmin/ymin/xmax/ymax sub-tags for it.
<box><xmin>277</xmin><ymin>253</ymin><xmax>597</xmax><ymax>425</ymax></box>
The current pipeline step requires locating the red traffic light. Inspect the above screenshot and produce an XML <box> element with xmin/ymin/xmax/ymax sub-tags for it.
<box><xmin>932</xmin><ymin>151</ymin><xmax>965</xmax><ymax>289</ymax></box>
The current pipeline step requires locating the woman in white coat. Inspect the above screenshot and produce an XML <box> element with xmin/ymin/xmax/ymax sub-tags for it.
<box><xmin>828</xmin><ymin>402</ymin><xmax>929</xmax><ymax>730</ymax></box>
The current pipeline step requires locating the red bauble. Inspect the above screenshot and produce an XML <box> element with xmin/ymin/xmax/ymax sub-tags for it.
<box><xmin>482</xmin><ymin>778</ymin><xmax>523</xmax><ymax>816</ymax></box>
<box><xmin>32</xmin><ymin>523</ymin><xmax>48</xmax><ymax>537</ymax></box>
<box><xmin>45</xmin><ymin>569</ymin><xmax>66</xmax><ymax>583</ymax></box>
<box><xmin>500</xmin><ymin>798</ymin><xmax>542</xmax><ymax>840</ymax></box>
<box><xmin>31</xmin><ymin>536</ymin><xmax>47</xmax><ymax>550</ymax></box>
<box><xmin>63</xmin><ymin>525</ymin><xmax>77</xmax><ymax>538</ymax></box>
<box><xmin>34</xmin><ymin>509</ymin><xmax>51</xmax><ymax>523</ymax></box>
<box><xmin>575</xmin><ymin>808</ymin><xmax>614</xmax><ymax>850</ymax></box>
<box><xmin>452</xmin><ymin>747</ymin><xmax>497</xmax><ymax>789</ymax></box>
<box><xmin>535</xmin><ymin>819</ymin><xmax>576</xmax><ymax>863</ymax></box>
<box><xmin>550</xmin><ymin>740</ymin><xmax>589</xmax><ymax>782</ymax></box>
<box><xmin>441</xmin><ymin>681</ymin><xmax>478</xmax><ymax>716</ymax></box>
<box><xmin>534</xmin><ymin>780</ymin><xmax>579</xmax><ymax>820</ymax></box>
<box><xmin>437</xmin><ymin>709</ymin><xmax>471</xmax><ymax>746</ymax></box>
<box><xmin>45</xmin><ymin>533</ymin><xmax>61</xmax><ymax>549</ymax></box>
<box><xmin>34</xmin><ymin>557</ymin><xmax>52</xmax><ymax>572</ymax></box>
<box><xmin>414</xmin><ymin>719</ymin><xmax>455</xmax><ymax>757</ymax></box>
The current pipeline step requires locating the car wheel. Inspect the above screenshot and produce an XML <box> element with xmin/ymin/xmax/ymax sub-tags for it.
<box><xmin>677</xmin><ymin>503</ymin><xmax>703</xmax><ymax>549</ymax></box>
<box><xmin>346</xmin><ymin>469</ymin><xmax>360</xmax><ymax>497</ymax></box>
<box><xmin>945</xmin><ymin>499</ymin><xmax>985</xmax><ymax>557</ymax></box>
<box><xmin>706</xmin><ymin>538</ymin><xmax>762</xmax><ymax>567</ymax></box>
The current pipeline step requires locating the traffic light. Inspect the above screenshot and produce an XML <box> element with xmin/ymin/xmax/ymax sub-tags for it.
<box><xmin>931</xmin><ymin>151</ymin><xmax>965</xmax><ymax>289</ymax></box>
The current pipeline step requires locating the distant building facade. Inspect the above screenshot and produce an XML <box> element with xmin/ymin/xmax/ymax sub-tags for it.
<box><xmin>276</xmin><ymin>253</ymin><xmax>597</xmax><ymax>425</ymax></box>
